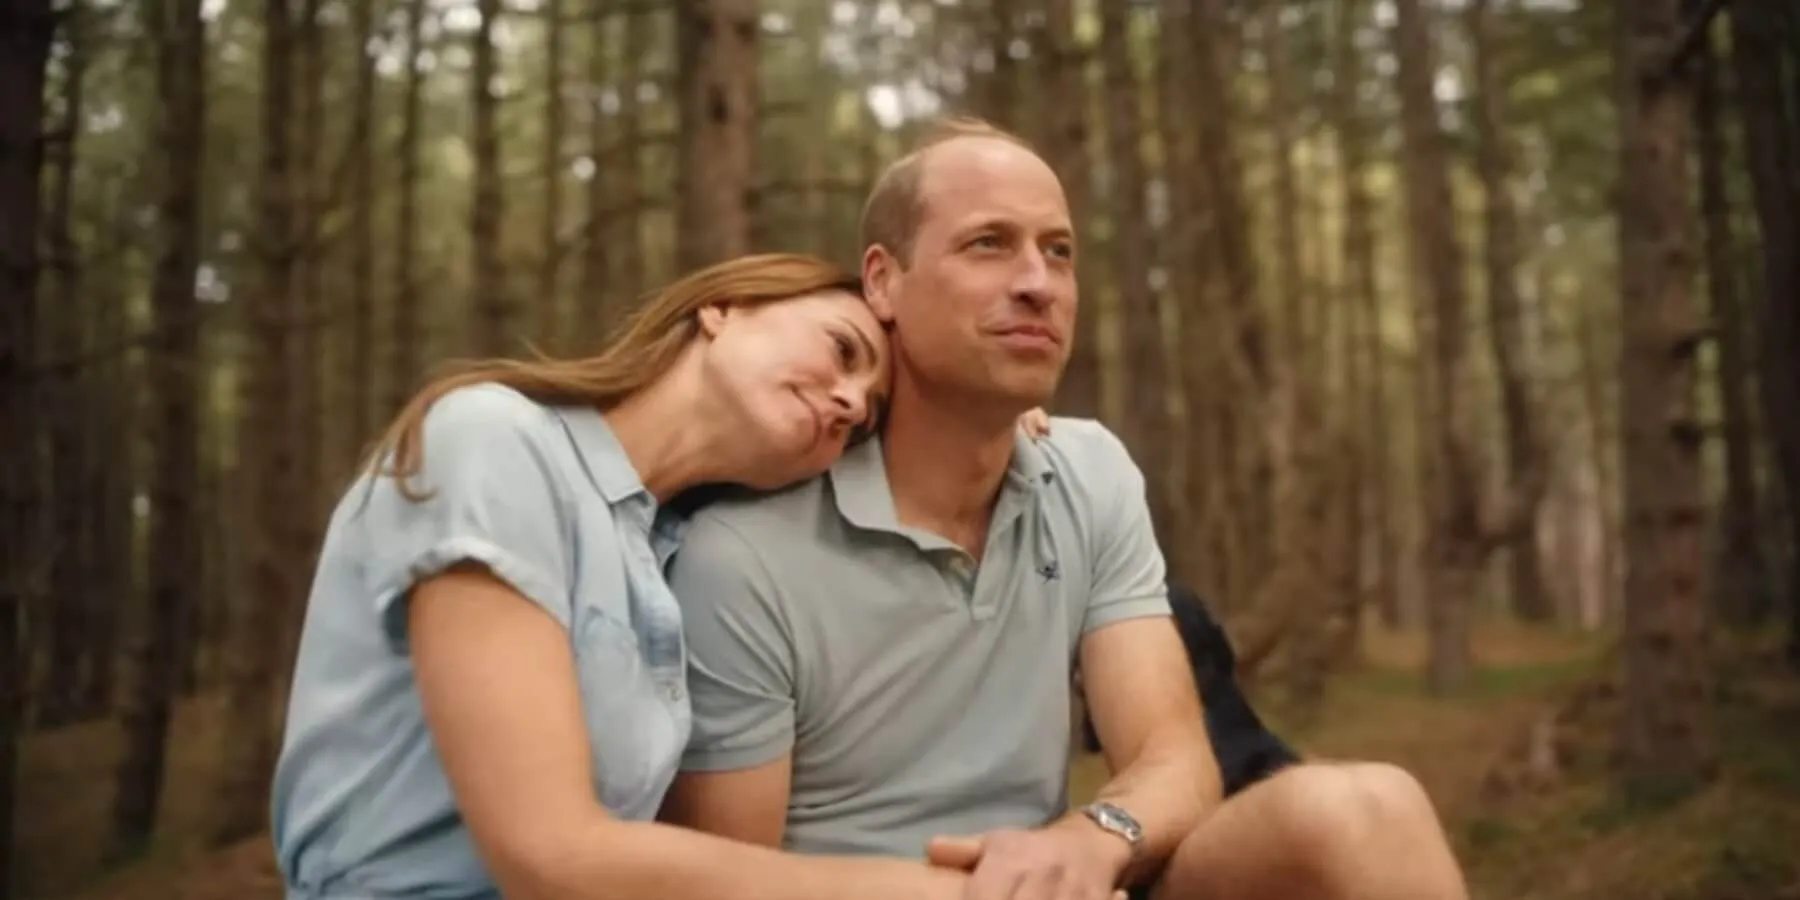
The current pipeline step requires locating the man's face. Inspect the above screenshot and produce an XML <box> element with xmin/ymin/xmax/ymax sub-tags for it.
<box><xmin>867</xmin><ymin>138</ymin><xmax>1077</xmax><ymax>415</ymax></box>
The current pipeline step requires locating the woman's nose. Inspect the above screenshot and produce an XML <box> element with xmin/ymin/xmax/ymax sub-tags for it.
<box><xmin>829</xmin><ymin>383</ymin><xmax>867</xmax><ymax>426</ymax></box>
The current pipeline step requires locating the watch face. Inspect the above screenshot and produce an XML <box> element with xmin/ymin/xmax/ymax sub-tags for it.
<box><xmin>1092</xmin><ymin>803</ymin><xmax>1143</xmax><ymax>841</ymax></box>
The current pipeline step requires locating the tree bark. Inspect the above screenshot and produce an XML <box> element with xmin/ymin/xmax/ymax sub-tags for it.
<box><xmin>1728</xmin><ymin>0</ymin><xmax>1800</xmax><ymax>664</ymax></box>
<box><xmin>348</xmin><ymin>0</ymin><xmax>377</xmax><ymax>449</ymax></box>
<box><xmin>1692</xmin><ymin>6</ymin><xmax>1769</xmax><ymax>627</ymax></box>
<box><xmin>0</xmin><ymin>0</ymin><xmax>55</xmax><ymax>890</ymax></box>
<box><xmin>1331</xmin><ymin>0</ymin><xmax>1399</xmax><ymax>630</ymax></box>
<box><xmin>389</xmin><ymin>0</ymin><xmax>427</xmax><ymax>413</ymax></box>
<box><xmin>676</xmin><ymin>0</ymin><xmax>757</xmax><ymax>270</ymax></box>
<box><xmin>1615</xmin><ymin>0</ymin><xmax>1715</xmax><ymax>797</ymax></box>
<box><xmin>110</xmin><ymin>0</ymin><xmax>205</xmax><ymax>857</ymax></box>
<box><xmin>1393</xmin><ymin>0</ymin><xmax>1481</xmax><ymax>694</ymax></box>
<box><xmin>215</xmin><ymin>0</ymin><xmax>298</xmax><ymax>844</ymax></box>
<box><xmin>470</xmin><ymin>0</ymin><xmax>515</xmax><ymax>352</ymax></box>
<box><xmin>41</xmin><ymin>0</ymin><xmax>93</xmax><ymax>728</ymax></box>
<box><xmin>1045</xmin><ymin>0</ymin><xmax>1099</xmax><ymax>420</ymax></box>
<box><xmin>580</xmin><ymin>4</ymin><xmax>611</xmax><ymax>341</ymax></box>
<box><xmin>1471</xmin><ymin>0</ymin><xmax>1554</xmax><ymax>624</ymax></box>
<box><xmin>1098</xmin><ymin>2</ymin><xmax>1174</xmax><ymax>544</ymax></box>
<box><xmin>540</xmin><ymin>0</ymin><xmax>565</xmax><ymax>342</ymax></box>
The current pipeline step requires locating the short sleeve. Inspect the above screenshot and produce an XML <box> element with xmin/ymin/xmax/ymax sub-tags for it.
<box><xmin>359</xmin><ymin>384</ymin><xmax>577</xmax><ymax>649</ymax></box>
<box><xmin>665</xmin><ymin>514</ymin><xmax>798</xmax><ymax>772</ymax></box>
<box><xmin>1055</xmin><ymin>421</ymin><xmax>1172</xmax><ymax>633</ymax></box>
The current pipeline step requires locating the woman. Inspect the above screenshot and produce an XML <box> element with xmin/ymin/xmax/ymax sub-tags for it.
<box><xmin>270</xmin><ymin>253</ymin><xmax>1047</xmax><ymax>900</ymax></box>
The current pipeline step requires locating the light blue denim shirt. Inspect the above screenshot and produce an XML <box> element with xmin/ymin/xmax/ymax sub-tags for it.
<box><xmin>271</xmin><ymin>382</ymin><xmax>691</xmax><ymax>899</ymax></box>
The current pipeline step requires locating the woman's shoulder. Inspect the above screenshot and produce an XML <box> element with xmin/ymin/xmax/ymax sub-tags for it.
<box><xmin>424</xmin><ymin>382</ymin><xmax>558</xmax><ymax>435</ymax></box>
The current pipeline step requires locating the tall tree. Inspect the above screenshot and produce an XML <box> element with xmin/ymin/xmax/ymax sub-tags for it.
<box><xmin>0</xmin><ymin>0</ymin><xmax>56</xmax><ymax>889</ymax></box>
<box><xmin>579</xmin><ymin>3</ymin><xmax>611</xmax><ymax>340</ymax></box>
<box><xmin>1692</xmin><ymin>5</ymin><xmax>1767</xmax><ymax>626</ymax></box>
<box><xmin>1470</xmin><ymin>0</ymin><xmax>1553</xmax><ymax>624</ymax></box>
<box><xmin>112</xmin><ymin>0</ymin><xmax>207</xmax><ymax>857</ymax></box>
<box><xmin>1098</xmin><ymin>2</ymin><xmax>1173</xmax><ymax>542</ymax></box>
<box><xmin>1728</xmin><ymin>0</ymin><xmax>1800</xmax><ymax>663</ymax></box>
<box><xmin>389</xmin><ymin>0</ymin><xmax>428</xmax><ymax>414</ymax></box>
<box><xmin>676</xmin><ymin>0</ymin><xmax>758</xmax><ymax>269</ymax></box>
<box><xmin>1331</xmin><ymin>0</ymin><xmax>1398</xmax><ymax>629</ymax></box>
<box><xmin>539</xmin><ymin>0</ymin><xmax>565</xmax><ymax>341</ymax></box>
<box><xmin>1393</xmin><ymin>0</ymin><xmax>1483</xmax><ymax>694</ymax></box>
<box><xmin>215</xmin><ymin>0</ymin><xmax>300</xmax><ymax>843</ymax></box>
<box><xmin>1044</xmin><ymin>0</ymin><xmax>1099</xmax><ymax>420</ymax></box>
<box><xmin>41</xmin><ymin>0</ymin><xmax>94</xmax><ymax>728</ymax></box>
<box><xmin>347</xmin><ymin>0</ymin><xmax>378</xmax><ymax>451</ymax></box>
<box><xmin>470</xmin><ymin>0</ymin><xmax>515</xmax><ymax>352</ymax></box>
<box><xmin>1614</xmin><ymin>0</ymin><xmax>1713</xmax><ymax>797</ymax></box>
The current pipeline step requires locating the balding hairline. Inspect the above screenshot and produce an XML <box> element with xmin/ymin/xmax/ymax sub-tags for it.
<box><xmin>858</xmin><ymin>117</ymin><xmax>1038</xmax><ymax>267</ymax></box>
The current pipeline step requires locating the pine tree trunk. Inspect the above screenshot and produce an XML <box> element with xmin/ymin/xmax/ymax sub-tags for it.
<box><xmin>111</xmin><ymin>0</ymin><xmax>205</xmax><ymax>857</ymax></box>
<box><xmin>1615</xmin><ymin>0</ymin><xmax>1715</xmax><ymax>798</ymax></box>
<box><xmin>215</xmin><ymin>0</ymin><xmax>298</xmax><ymax>844</ymax></box>
<box><xmin>676</xmin><ymin>0</ymin><xmax>758</xmax><ymax>270</ymax></box>
<box><xmin>1393</xmin><ymin>0</ymin><xmax>1481</xmax><ymax>694</ymax></box>
<box><xmin>0</xmin><ymin>0</ymin><xmax>55</xmax><ymax>890</ymax></box>
<box><xmin>1693</xmin><ymin>10</ymin><xmax>1768</xmax><ymax>627</ymax></box>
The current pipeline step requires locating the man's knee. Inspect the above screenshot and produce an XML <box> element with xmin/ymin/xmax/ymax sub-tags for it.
<box><xmin>1258</xmin><ymin>761</ymin><xmax>1447</xmax><ymax>858</ymax></box>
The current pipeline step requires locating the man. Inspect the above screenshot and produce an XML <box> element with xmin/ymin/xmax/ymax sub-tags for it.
<box><xmin>660</xmin><ymin>117</ymin><xmax>1469</xmax><ymax>900</ymax></box>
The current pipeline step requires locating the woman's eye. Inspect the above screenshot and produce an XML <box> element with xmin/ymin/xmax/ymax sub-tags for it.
<box><xmin>833</xmin><ymin>333</ymin><xmax>856</xmax><ymax>365</ymax></box>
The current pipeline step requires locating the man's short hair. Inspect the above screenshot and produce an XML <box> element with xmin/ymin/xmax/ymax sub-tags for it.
<box><xmin>858</xmin><ymin>116</ymin><xmax>1038</xmax><ymax>267</ymax></box>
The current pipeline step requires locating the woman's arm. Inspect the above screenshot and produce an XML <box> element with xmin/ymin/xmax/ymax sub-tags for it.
<box><xmin>409</xmin><ymin>564</ymin><xmax>966</xmax><ymax>900</ymax></box>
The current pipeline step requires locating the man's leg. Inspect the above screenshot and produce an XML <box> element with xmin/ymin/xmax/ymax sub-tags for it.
<box><xmin>1146</xmin><ymin>760</ymin><xmax>1469</xmax><ymax>900</ymax></box>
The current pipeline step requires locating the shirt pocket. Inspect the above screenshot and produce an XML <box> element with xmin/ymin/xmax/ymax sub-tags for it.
<box><xmin>572</xmin><ymin>606</ymin><xmax>689</xmax><ymax>818</ymax></box>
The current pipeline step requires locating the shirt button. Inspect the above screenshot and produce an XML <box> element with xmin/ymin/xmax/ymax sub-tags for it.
<box><xmin>665</xmin><ymin>684</ymin><xmax>685</xmax><ymax>702</ymax></box>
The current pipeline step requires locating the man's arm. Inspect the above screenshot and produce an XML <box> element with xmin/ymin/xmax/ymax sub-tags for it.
<box><xmin>1071</xmin><ymin>617</ymin><xmax>1218</xmax><ymax>884</ymax></box>
<box><xmin>656</xmin><ymin>513</ymin><xmax>800</xmax><ymax>846</ymax></box>
<box><xmin>1058</xmin><ymin>424</ymin><xmax>1220</xmax><ymax>884</ymax></box>
<box><xmin>659</xmin><ymin>757</ymin><xmax>791</xmax><ymax>846</ymax></box>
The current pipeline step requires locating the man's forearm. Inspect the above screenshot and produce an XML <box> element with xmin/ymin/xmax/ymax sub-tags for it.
<box><xmin>1059</xmin><ymin>723</ymin><xmax>1221</xmax><ymax>886</ymax></box>
<box><xmin>513</xmin><ymin>817</ymin><xmax>966</xmax><ymax>900</ymax></box>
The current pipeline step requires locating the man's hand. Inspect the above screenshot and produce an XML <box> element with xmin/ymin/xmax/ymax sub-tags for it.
<box><xmin>925</xmin><ymin>822</ymin><xmax>1132</xmax><ymax>900</ymax></box>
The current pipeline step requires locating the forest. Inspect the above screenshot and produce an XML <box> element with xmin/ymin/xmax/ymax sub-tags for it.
<box><xmin>1</xmin><ymin>0</ymin><xmax>1797</xmax><ymax>897</ymax></box>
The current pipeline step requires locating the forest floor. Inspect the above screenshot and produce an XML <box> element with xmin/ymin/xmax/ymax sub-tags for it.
<box><xmin>15</xmin><ymin>622</ymin><xmax>1800</xmax><ymax>900</ymax></box>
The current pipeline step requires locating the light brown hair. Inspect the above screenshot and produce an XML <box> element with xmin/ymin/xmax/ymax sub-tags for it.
<box><xmin>857</xmin><ymin>115</ymin><xmax>1038</xmax><ymax>266</ymax></box>
<box><xmin>366</xmin><ymin>253</ymin><xmax>861</xmax><ymax>501</ymax></box>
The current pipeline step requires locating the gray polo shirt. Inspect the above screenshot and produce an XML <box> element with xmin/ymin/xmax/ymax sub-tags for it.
<box><xmin>667</xmin><ymin>418</ymin><xmax>1171</xmax><ymax>858</ymax></box>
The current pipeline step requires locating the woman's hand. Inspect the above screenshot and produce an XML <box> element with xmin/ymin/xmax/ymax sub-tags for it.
<box><xmin>1019</xmin><ymin>408</ymin><xmax>1051</xmax><ymax>439</ymax></box>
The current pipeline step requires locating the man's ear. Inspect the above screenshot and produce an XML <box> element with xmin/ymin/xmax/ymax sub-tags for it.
<box><xmin>860</xmin><ymin>244</ymin><xmax>898</xmax><ymax>324</ymax></box>
<box><xmin>697</xmin><ymin>302</ymin><xmax>730</xmax><ymax>338</ymax></box>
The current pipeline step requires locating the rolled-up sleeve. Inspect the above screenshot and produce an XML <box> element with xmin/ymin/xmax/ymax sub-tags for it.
<box><xmin>665</xmin><ymin>514</ymin><xmax>798</xmax><ymax>772</ymax></box>
<box><xmin>358</xmin><ymin>384</ymin><xmax>576</xmax><ymax>649</ymax></box>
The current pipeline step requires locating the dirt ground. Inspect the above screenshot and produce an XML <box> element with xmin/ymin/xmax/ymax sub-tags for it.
<box><xmin>16</xmin><ymin>622</ymin><xmax>1800</xmax><ymax>900</ymax></box>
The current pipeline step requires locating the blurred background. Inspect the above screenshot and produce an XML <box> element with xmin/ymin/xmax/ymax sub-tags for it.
<box><xmin>2</xmin><ymin>0</ymin><xmax>1798</xmax><ymax>897</ymax></box>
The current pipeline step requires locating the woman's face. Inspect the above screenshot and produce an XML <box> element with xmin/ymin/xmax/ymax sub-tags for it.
<box><xmin>698</xmin><ymin>288</ymin><xmax>891</xmax><ymax>488</ymax></box>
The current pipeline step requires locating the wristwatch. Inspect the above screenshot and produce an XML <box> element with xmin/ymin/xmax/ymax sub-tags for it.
<box><xmin>1078</xmin><ymin>801</ymin><xmax>1144</xmax><ymax>858</ymax></box>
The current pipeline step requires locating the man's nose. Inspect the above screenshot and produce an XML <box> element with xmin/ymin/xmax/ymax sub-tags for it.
<box><xmin>1009</xmin><ymin>249</ymin><xmax>1053</xmax><ymax>309</ymax></box>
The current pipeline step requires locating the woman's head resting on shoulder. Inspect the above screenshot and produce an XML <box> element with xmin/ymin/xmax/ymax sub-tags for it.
<box><xmin>651</xmin><ymin>253</ymin><xmax>890</xmax><ymax>490</ymax></box>
<box><xmin>366</xmin><ymin>253</ymin><xmax>889</xmax><ymax>501</ymax></box>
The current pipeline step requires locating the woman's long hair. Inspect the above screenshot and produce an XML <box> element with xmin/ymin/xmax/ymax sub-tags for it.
<box><xmin>366</xmin><ymin>253</ymin><xmax>861</xmax><ymax>501</ymax></box>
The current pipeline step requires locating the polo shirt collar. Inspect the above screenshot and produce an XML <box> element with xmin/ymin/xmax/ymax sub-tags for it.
<box><xmin>828</xmin><ymin>427</ymin><xmax>1054</xmax><ymax>540</ymax></box>
<box><xmin>549</xmin><ymin>406</ymin><xmax>645</xmax><ymax>503</ymax></box>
